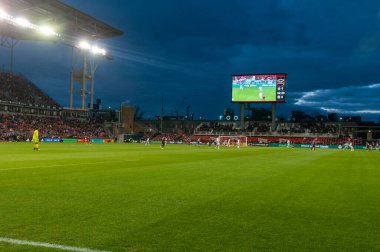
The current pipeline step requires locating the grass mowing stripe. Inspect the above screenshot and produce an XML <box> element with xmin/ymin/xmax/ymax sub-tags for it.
<box><xmin>0</xmin><ymin>237</ymin><xmax>111</xmax><ymax>252</ymax></box>
<box><xmin>1</xmin><ymin>143</ymin><xmax>379</xmax><ymax>251</ymax></box>
<box><xmin>0</xmin><ymin>160</ymin><xmax>131</xmax><ymax>171</ymax></box>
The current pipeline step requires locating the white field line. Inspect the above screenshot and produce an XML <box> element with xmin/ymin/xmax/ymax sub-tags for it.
<box><xmin>0</xmin><ymin>237</ymin><xmax>111</xmax><ymax>252</ymax></box>
<box><xmin>0</xmin><ymin>160</ymin><xmax>127</xmax><ymax>171</ymax></box>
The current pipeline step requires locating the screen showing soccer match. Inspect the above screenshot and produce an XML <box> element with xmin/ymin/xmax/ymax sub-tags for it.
<box><xmin>232</xmin><ymin>73</ymin><xmax>287</xmax><ymax>103</ymax></box>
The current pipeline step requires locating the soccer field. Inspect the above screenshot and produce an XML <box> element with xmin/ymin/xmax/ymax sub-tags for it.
<box><xmin>0</xmin><ymin>143</ymin><xmax>379</xmax><ymax>251</ymax></box>
<box><xmin>232</xmin><ymin>87</ymin><xmax>277</xmax><ymax>102</ymax></box>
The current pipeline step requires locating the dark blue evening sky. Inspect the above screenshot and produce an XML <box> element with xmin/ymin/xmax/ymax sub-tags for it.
<box><xmin>2</xmin><ymin>0</ymin><xmax>380</xmax><ymax>120</ymax></box>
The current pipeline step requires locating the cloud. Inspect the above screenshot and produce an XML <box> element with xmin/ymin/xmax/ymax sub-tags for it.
<box><xmin>293</xmin><ymin>84</ymin><xmax>380</xmax><ymax>115</ymax></box>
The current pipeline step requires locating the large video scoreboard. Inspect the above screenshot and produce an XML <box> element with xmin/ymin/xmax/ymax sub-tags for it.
<box><xmin>232</xmin><ymin>73</ymin><xmax>287</xmax><ymax>103</ymax></box>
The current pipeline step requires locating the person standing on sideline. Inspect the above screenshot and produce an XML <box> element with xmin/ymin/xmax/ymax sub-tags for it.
<box><xmin>32</xmin><ymin>129</ymin><xmax>39</xmax><ymax>151</ymax></box>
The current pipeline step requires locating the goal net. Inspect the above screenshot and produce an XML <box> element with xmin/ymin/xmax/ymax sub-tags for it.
<box><xmin>220</xmin><ymin>136</ymin><xmax>248</xmax><ymax>147</ymax></box>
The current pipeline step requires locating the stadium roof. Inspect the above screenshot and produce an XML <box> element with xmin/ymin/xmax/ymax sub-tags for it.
<box><xmin>0</xmin><ymin>0</ymin><xmax>123</xmax><ymax>43</ymax></box>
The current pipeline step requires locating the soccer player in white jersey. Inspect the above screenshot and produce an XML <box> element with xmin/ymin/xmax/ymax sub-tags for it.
<box><xmin>349</xmin><ymin>141</ymin><xmax>354</xmax><ymax>151</ymax></box>
<box><xmin>343</xmin><ymin>142</ymin><xmax>349</xmax><ymax>150</ymax></box>
<box><xmin>215</xmin><ymin>136</ymin><xmax>220</xmax><ymax>149</ymax></box>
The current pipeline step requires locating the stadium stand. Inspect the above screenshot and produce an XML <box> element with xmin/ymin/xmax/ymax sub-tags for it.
<box><xmin>0</xmin><ymin>72</ymin><xmax>59</xmax><ymax>107</ymax></box>
<box><xmin>192</xmin><ymin>121</ymin><xmax>364</xmax><ymax>146</ymax></box>
<box><xmin>0</xmin><ymin>72</ymin><xmax>111</xmax><ymax>141</ymax></box>
<box><xmin>195</xmin><ymin>121</ymin><xmax>343</xmax><ymax>136</ymax></box>
<box><xmin>0</xmin><ymin>112</ymin><xmax>109</xmax><ymax>141</ymax></box>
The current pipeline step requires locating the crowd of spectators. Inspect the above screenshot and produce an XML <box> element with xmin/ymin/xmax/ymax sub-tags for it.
<box><xmin>197</xmin><ymin>122</ymin><xmax>341</xmax><ymax>136</ymax></box>
<box><xmin>0</xmin><ymin>72</ymin><xmax>113</xmax><ymax>141</ymax></box>
<box><xmin>0</xmin><ymin>113</ymin><xmax>109</xmax><ymax>141</ymax></box>
<box><xmin>255</xmin><ymin>123</ymin><xmax>271</xmax><ymax>133</ymax></box>
<box><xmin>198</xmin><ymin>122</ymin><xmax>239</xmax><ymax>133</ymax></box>
<box><xmin>298</xmin><ymin>137</ymin><xmax>362</xmax><ymax>146</ymax></box>
<box><xmin>277</xmin><ymin>123</ymin><xmax>339</xmax><ymax>135</ymax></box>
<box><xmin>0</xmin><ymin>72</ymin><xmax>59</xmax><ymax>107</ymax></box>
<box><xmin>149</xmin><ymin>133</ymin><xmax>192</xmax><ymax>143</ymax></box>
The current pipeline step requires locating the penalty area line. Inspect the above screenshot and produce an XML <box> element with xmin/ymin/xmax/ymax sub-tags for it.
<box><xmin>0</xmin><ymin>237</ymin><xmax>111</xmax><ymax>252</ymax></box>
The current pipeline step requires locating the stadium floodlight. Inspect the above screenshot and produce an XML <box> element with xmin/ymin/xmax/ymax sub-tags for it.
<box><xmin>79</xmin><ymin>40</ymin><xmax>91</xmax><ymax>50</ymax></box>
<box><xmin>93</xmin><ymin>47</ymin><xmax>107</xmax><ymax>56</ymax></box>
<box><xmin>0</xmin><ymin>9</ymin><xmax>60</xmax><ymax>38</ymax></box>
<box><xmin>78</xmin><ymin>40</ymin><xmax>107</xmax><ymax>57</ymax></box>
<box><xmin>14</xmin><ymin>17</ymin><xmax>38</xmax><ymax>30</ymax></box>
<box><xmin>14</xmin><ymin>17</ymin><xmax>29</xmax><ymax>27</ymax></box>
<box><xmin>91</xmin><ymin>46</ymin><xmax>107</xmax><ymax>56</ymax></box>
<box><xmin>0</xmin><ymin>9</ymin><xmax>12</xmax><ymax>21</ymax></box>
<box><xmin>91</xmin><ymin>45</ymin><xmax>100</xmax><ymax>54</ymax></box>
<box><xmin>0</xmin><ymin>9</ymin><xmax>6</xmax><ymax>18</ymax></box>
<box><xmin>39</xmin><ymin>26</ymin><xmax>57</xmax><ymax>36</ymax></box>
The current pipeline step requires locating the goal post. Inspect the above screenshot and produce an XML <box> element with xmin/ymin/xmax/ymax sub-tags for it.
<box><xmin>220</xmin><ymin>136</ymin><xmax>248</xmax><ymax>147</ymax></box>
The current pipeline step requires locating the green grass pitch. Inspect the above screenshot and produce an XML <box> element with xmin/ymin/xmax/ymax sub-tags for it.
<box><xmin>0</xmin><ymin>142</ymin><xmax>379</xmax><ymax>251</ymax></box>
<box><xmin>232</xmin><ymin>86</ymin><xmax>276</xmax><ymax>102</ymax></box>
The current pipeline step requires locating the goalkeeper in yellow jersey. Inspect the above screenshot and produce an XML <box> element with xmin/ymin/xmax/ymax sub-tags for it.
<box><xmin>32</xmin><ymin>129</ymin><xmax>39</xmax><ymax>151</ymax></box>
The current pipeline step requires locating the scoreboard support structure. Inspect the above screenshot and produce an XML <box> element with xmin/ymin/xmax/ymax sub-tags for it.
<box><xmin>271</xmin><ymin>103</ymin><xmax>276</xmax><ymax>132</ymax></box>
<box><xmin>239</xmin><ymin>102</ymin><xmax>277</xmax><ymax>131</ymax></box>
<box><xmin>240</xmin><ymin>103</ymin><xmax>245</xmax><ymax>128</ymax></box>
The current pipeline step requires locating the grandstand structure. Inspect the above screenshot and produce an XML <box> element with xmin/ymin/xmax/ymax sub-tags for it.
<box><xmin>0</xmin><ymin>0</ymin><xmax>123</xmax><ymax>109</ymax></box>
<box><xmin>0</xmin><ymin>71</ymin><xmax>117</xmax><ymax>142</ymax></box>
<box><xmin>129</xmin><ymin>114</ymin><xmax>380</xmax><ymax>147</ymax></box>
<box><xmin>0</xmin><ymin>1</ymin><xmax>123</xmax><ymax>142</ymax></box>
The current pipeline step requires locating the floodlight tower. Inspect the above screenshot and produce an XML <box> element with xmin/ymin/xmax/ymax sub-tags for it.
<box><xmin>0</xmin><ymin>0</ymin><xmax>123</xmax><ymax>111</ymax></box>
<box><xmin>70</xmin><ymin>41</ymin><xmax>108</xmax><ymax>110</ymax></box>
<box><xmin>0</xmin><ymin>36</ymin><xmax>18</xmax><ymax>72</ymax></box>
